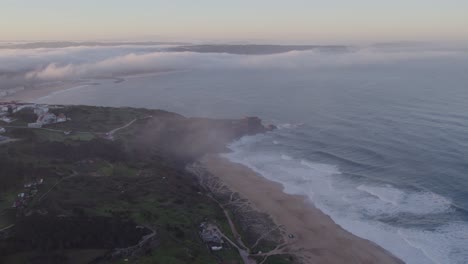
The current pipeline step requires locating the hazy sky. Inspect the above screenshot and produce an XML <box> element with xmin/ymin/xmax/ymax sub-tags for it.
<box><xmin>1</xmin><ymin>0</ymin><xmax>467</xmax><ymax>43</ymax></box>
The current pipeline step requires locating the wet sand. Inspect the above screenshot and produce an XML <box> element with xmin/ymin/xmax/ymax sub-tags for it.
<box><xmin>201</xmin><ymin>154</ymin><xmax>404</xmax><ymax>264</ymax></box>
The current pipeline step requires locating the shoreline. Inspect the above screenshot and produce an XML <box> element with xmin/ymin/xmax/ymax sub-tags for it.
<box><xmin>200</xmin><ymin>154</ymin><xmax>404</xmax><ymax>264</ymax></box>
<box><xmin>4</xmin><ymin>81</ymin><xmax>88</xmax><ymax>103</ymax></box>
<box><xmin>2</xmin><ymin>77</ymin><xmax>405</xmax><ymax>263</ymax></box>
<box><xmin>4</xmin><ymin>70</ymin><xmax>187</xmax><ymax>103</ymax></box>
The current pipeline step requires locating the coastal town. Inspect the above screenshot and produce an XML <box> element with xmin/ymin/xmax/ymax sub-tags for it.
<box><xmin>0</xmin><ymin>102</ymin><xmax>68</xmax><ymax>127</ymax></box>
<box><xmin>0</xmin><ymin>102</ymin><xmax>70</xmax><ymax>144</ymax></box>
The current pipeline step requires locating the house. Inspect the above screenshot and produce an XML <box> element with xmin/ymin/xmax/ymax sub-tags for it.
<box><xmin>57</xmin><ymin>113</ymin><xmax>67</xmax><ymax>123</ymax></box>
<box><xmin>37</xmin><ymin>113</ymin><xmax>57</xmax><ymax>125</ymax></box>
<box><xmin>24</xmin><ymin>179</ymin><xmax>44</xmax><ymax>188</ymax></box>
<box><xmin>0</xmin><ymin>127</ymin><xmax>5</xmax><ymax>133</ymax></box>
<box><xmin>34</xmin><ymin>105</ymin><xmax>49</xmax><ymax>115</ymax></box>
<box><xmin>211</xmin><ymin>246</ymin><xmax>223</xmax><ymax>251</ymax></box>
<box><xmin>199</xmin><ymin>222</ymin><xmax>224</xmax><ymax>251</ymax></box>
<box><xmin>12</xmin><ymin>200</ymin><xmax>22</xmax><ymax>208</ymax></box>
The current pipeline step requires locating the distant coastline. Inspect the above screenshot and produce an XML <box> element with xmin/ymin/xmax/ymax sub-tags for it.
<box><xmin>5</xmin><ymin>69</ymin><xmax>185</xmax><ymax>103</ymax></box>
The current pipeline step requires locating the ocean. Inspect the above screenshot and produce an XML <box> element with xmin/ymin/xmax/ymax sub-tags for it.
<box><xmin>35</xmin><ymin>51</ymin><xmax>468</xmax><ymax>264</ymax></box>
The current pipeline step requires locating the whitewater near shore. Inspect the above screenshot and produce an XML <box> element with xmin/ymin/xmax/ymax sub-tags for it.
<box><xmin>201</xmin><ymin>154</ymin><xmax>404</xmax><ymax>264</ymax></box>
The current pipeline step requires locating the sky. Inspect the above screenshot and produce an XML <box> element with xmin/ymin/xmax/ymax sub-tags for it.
<box><xmin>1</xmin><ymin>0</ymin><xmax>468</xmax><ymax>43</ymax></box>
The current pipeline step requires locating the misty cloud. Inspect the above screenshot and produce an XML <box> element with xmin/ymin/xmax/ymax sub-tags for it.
<box><xmin>0</xmin><ymin>44</ymin><xmax>465</xmax><ymax>90</ymax></box>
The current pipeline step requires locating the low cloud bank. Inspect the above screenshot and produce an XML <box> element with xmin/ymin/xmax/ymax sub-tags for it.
<box><xmin>0</xmin><ymin>44</ymin><xmax>465</xmax><ymax>89</ymax></box>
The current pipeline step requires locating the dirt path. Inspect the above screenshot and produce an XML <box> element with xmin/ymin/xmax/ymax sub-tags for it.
<box><xmin>0</xmin><ymin>224</ymin><xmax>14</xmax><ymax>232</ymax></box>
<box><xmin>38</xmin><ymin>171</ymin><xmax>77</xmax><ymax>202</ymax></box>
<box><xmin>104</xmin><ymin>115</ymin><xmax>152</xmax><ymax>139</ymax></box>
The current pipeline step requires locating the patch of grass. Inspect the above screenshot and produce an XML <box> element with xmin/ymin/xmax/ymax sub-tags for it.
<box><xmin>34</xmin><ymin>130</ymin><xmax>67</xmax><ymax>142</ymax></box>
<box><xmin>69</xmin><ymin>132</ymin><xmax>95</xmax><ymax>141</ymax></box>
<box><xmin>139</xmin><ymin>240</ymin><xmax>218</xmax><ymax>264</ymax></box>
<box><xmin>217</xmin><ymin>247</ymin><xmax>243</xmax><ymax>263</ymax></box>
<box><xmin>97</xmin><ymin>163</ymin><xmax>114</xmax><ymax>177</ymax></box>
<box><xmin>0</xmin><ymin>191</ymin><xmax>18</xmax><ymax>211</ymax></box>
<box><xmin>259</xmin><ymin>255</ymin><xmax>296</xmax><ymax>264</ymax></box>
<box><xmin>48</xmin><ymin>106</ymin><xmax>148</xmax><ymax>133</ymax></box>
<box><xmin>0</xmin><ymin>209</ymin><xmax>16</xmax><ymax>229</ymax></box>
<box><xmin>112</xmin><ymin>163</ymin><xmax>138</xmax><ymax>177</ymax></box>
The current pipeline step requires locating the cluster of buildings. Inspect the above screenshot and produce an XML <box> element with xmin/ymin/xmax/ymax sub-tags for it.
<box><xmin>12</xmin><ymin>178</ymin><xmax>44</xmax><ymax>209</ymax></box>
<box><xmin>28</xmin><ymin>104</ymin><xmax>68</xmax><ymax>128</ymax></box>
<box><xmin>0</xmin><ymin>102</ymin><xmax>68</xmax><ymax>128</ymax></box>
<box><xmin>199</xmin><ymin>222</ymin><xmax>224</xmax><ymax>251</ymax></box>
<box><xmin>0</xmin><ymin>103</ymin><xmax>17</xmax><ymax>124</ymax></box>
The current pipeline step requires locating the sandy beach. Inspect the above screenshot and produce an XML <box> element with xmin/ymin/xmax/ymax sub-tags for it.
<box><xmin>2</xmin><ymin>70</ymin><xmax>185</xmax><ymax>104</ymax></box>
<box><xmin>201</xmin><ymin>154</ymin><xmax>404</xmax><ymax>264</ymax></box>
<box><xmin>3</xmin><ymin>81</ymin><xmax>88</xmax><ymax>103</ymax></box>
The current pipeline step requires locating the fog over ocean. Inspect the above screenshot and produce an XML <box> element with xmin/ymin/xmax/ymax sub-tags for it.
<box><xmin>4</xmin><ymin>43</ymin><xmax>468</xmax><ymax>263</ymax></box>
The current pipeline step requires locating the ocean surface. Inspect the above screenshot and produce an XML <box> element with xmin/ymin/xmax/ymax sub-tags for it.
<box><xmin>35</xmin><ymin>52</ymin><xmax>468</xmax><ymax>264</ymax></box>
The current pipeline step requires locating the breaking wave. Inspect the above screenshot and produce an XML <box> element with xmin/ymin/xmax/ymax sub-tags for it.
<box><xmin>223</xmin><ymin>134</ymin><xmax>467</xmax><ymax>264</ymax></box>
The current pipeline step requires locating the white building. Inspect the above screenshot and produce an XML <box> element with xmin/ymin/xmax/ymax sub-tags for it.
<box><xmin>0</xmin><ymin>127</ymin><xmax>5</xmax><ymax>133</ymax></box>
<box><xmin>34</xmin><ymin>105</ymin><xmax>49</xmax><ymax>115</ymax></box>
<box><xmin>37</xmin><ymin>113</ymin><xmax>56</xmax><ymax>125</ymax></box>
<box><xmin>211</xmin><ymin>246</ymin><xmax>223</xmax><ymax>251</ymax></box>
<box><xmin>57</xmin><ymin>113</ymin><xmax>67</xmax><ymax>123</ymax></box>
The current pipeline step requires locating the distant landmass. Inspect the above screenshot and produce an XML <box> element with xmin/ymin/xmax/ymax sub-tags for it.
<box><xmin>0</xmin><ymin>41</ymin><xmax>189</xmax><ymax>49</ymax></box>
<box><xmin>166</xmin><ymin>44</ymin><xmax>350</xmax><ymax>55</ymax></box>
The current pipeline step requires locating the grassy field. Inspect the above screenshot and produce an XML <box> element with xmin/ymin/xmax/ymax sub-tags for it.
<box><xmin>0</xmin><ymin>105</ymin><xmax>247</xmax><ymax>264</ymax></box>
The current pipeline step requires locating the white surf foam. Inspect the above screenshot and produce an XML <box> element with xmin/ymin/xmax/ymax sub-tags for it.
<box><xmin>223</xmin><ymin>135</ymin><xmax>462</xmax><ymax>264</ymax></box>
<box><xmin>357</xmin><ymin>184</ymin><xmax>452</xmax><ymax>215</ymax></box>
<box><xmin>276</xmin><ymin>122</ymin><xmax>304</xmax><ymax>130</ymax></box>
